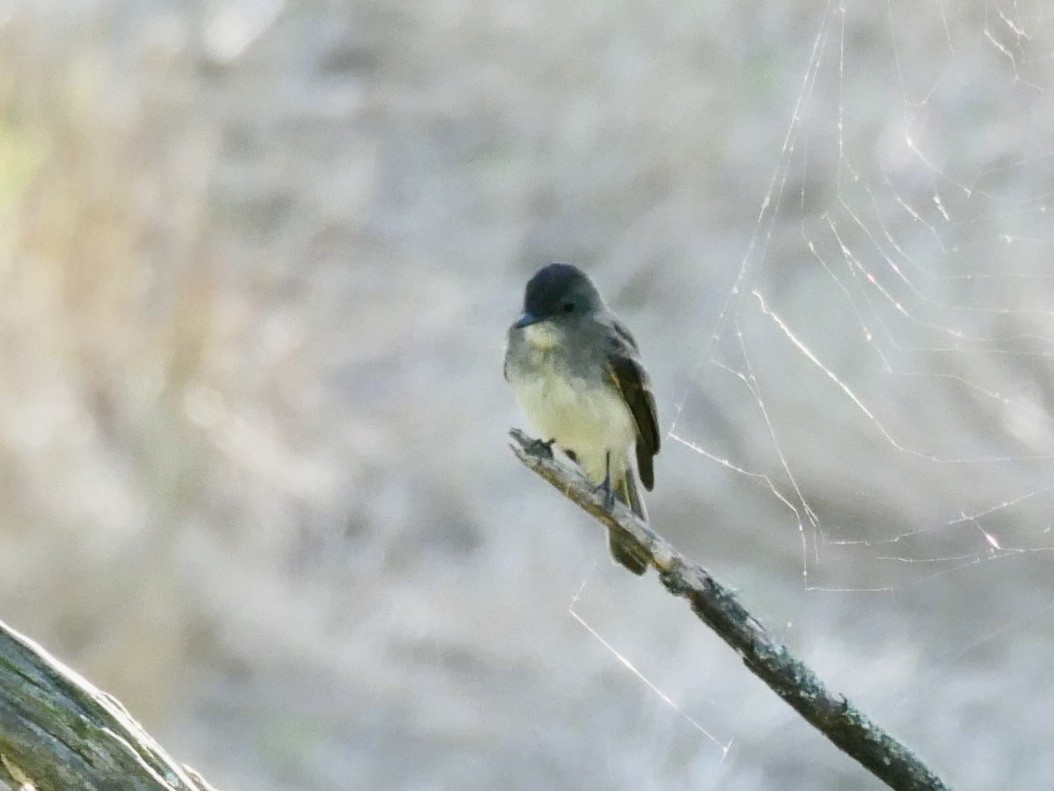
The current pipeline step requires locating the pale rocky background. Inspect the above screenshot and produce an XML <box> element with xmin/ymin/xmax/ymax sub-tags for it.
<box><xmin>1</xmin><ymin>1</ymin><xmax>1053</xmax><ymax>789</ymax></box>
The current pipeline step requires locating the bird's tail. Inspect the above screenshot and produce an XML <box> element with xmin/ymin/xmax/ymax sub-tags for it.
<box><xmin>610</xmin><ymin>470</ymin><xmax>650</xmax><ymax>576</ymax></box>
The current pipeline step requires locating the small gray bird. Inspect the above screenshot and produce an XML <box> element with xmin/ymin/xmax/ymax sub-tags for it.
<box><xmin>504</xmin><ymin>263</ymin><xmax>660</xmax><ymax>575</ymax></box>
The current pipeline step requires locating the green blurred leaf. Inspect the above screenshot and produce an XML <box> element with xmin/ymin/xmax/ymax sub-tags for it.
<box><xmin>0</xmin><ymin>124</ymin><xmax>45</xmax><ymax>208</ymax></box>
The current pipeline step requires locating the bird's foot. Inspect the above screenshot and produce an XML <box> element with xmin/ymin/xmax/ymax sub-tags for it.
<box><xmin>595</xmin><ymin>450</ymin><xmax>616</xmax><ymax>511</ymax></box>
<box><xmin>594</xmin><ymin>477</ymin><xmax>616</xmax><ymax>511</ymax></box>
<box><xmin>525</xmin><ymin>437</ymin><xmax>556</xmax><ymax>459</ymax></box>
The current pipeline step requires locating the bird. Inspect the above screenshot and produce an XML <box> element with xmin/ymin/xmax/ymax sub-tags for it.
<box><xmin>504</xmin><ymin>263</ymin><xmax>660</xmax><ymax>575</ymax></box>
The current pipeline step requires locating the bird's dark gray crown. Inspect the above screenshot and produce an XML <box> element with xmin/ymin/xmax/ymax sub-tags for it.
<box><xmin>522</xmin><ymin>263</ymin><xmax>603</xmax><ymax>319</ymax></box>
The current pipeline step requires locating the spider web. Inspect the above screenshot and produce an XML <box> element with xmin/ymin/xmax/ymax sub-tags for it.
<box><xmin>670</xmin><ymin>0</ymin><xmax>1054</xmax><ymax>596</ymax></box>
<box><xmin>570</xmin><ymin>0</ymin><xmax>1054</xmax><ymax>777</ymax></box>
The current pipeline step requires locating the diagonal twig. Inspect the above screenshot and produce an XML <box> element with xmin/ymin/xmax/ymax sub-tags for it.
<box><xmin>509</xmin><ymin>427</ymin><xmax>951</xmax><ymax>791</ymax></box>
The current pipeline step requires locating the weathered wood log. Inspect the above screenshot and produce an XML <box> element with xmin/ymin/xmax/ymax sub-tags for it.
<box><xmin>0</xmin><ymin>620</ymin><xmax>219</xmax><ymax>791</ymax></box>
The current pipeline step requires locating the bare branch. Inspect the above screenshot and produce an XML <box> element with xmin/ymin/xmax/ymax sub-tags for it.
<box><xmin>0</xmin><ymin>620</ymin><xmax>219</xmax><ymax>791</ymax></box>
<box><xmin>509</xmin><ymin>428</ymin><xmax>951</xmax><ymax>791</ymax></box>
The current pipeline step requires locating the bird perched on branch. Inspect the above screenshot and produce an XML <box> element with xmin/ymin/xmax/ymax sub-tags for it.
<box><xmin>504</xmin><ymin>263</ymin><xmax>660</xmax><ymax>575</ymax></box>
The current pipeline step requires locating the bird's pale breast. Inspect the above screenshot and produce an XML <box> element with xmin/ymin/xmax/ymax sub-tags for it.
<box><xmin>507</xmin><ymin>327</ymin><xmax>635</xmax><ymax>484</ymax></box>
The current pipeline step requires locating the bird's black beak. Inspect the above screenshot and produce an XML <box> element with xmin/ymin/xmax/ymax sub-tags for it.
<box><xmin>514</xmin><ymin>311</ymin><xmax>542</xmax><ymax>329</ymax></box>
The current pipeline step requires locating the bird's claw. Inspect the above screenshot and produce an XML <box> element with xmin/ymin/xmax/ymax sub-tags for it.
<box><xmin>595</xmin><ymin>477</ymin><xmax>616</xmax><ymax>511</ymax></box>
<box><xmin>526</xmin><ymin>437</ymin><xmax>556</xmax><ymax>459</ymax></box>
<box><xmin>595</xmin><ymin>453</ymin><xmax>616</xmax><ymax>511</ymax></box>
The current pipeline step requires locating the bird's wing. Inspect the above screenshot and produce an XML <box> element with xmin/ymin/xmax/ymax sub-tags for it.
<box><xmin>605</xmin><ymin>320</ymin><xmax>660</xmax><ymax>490</ymax></box>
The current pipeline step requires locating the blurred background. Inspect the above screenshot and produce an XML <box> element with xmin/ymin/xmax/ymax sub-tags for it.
<box><xmin>1</xmin><ymin>1</ymin><xmax>1053</xmax><ymax>788</ymax></box>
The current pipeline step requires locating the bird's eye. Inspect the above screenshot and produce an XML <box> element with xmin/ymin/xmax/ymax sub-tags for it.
<box><xmin>562</xmin><ymin>302</ymin><xmax>575</xmax><ymax>313</ymax></box>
